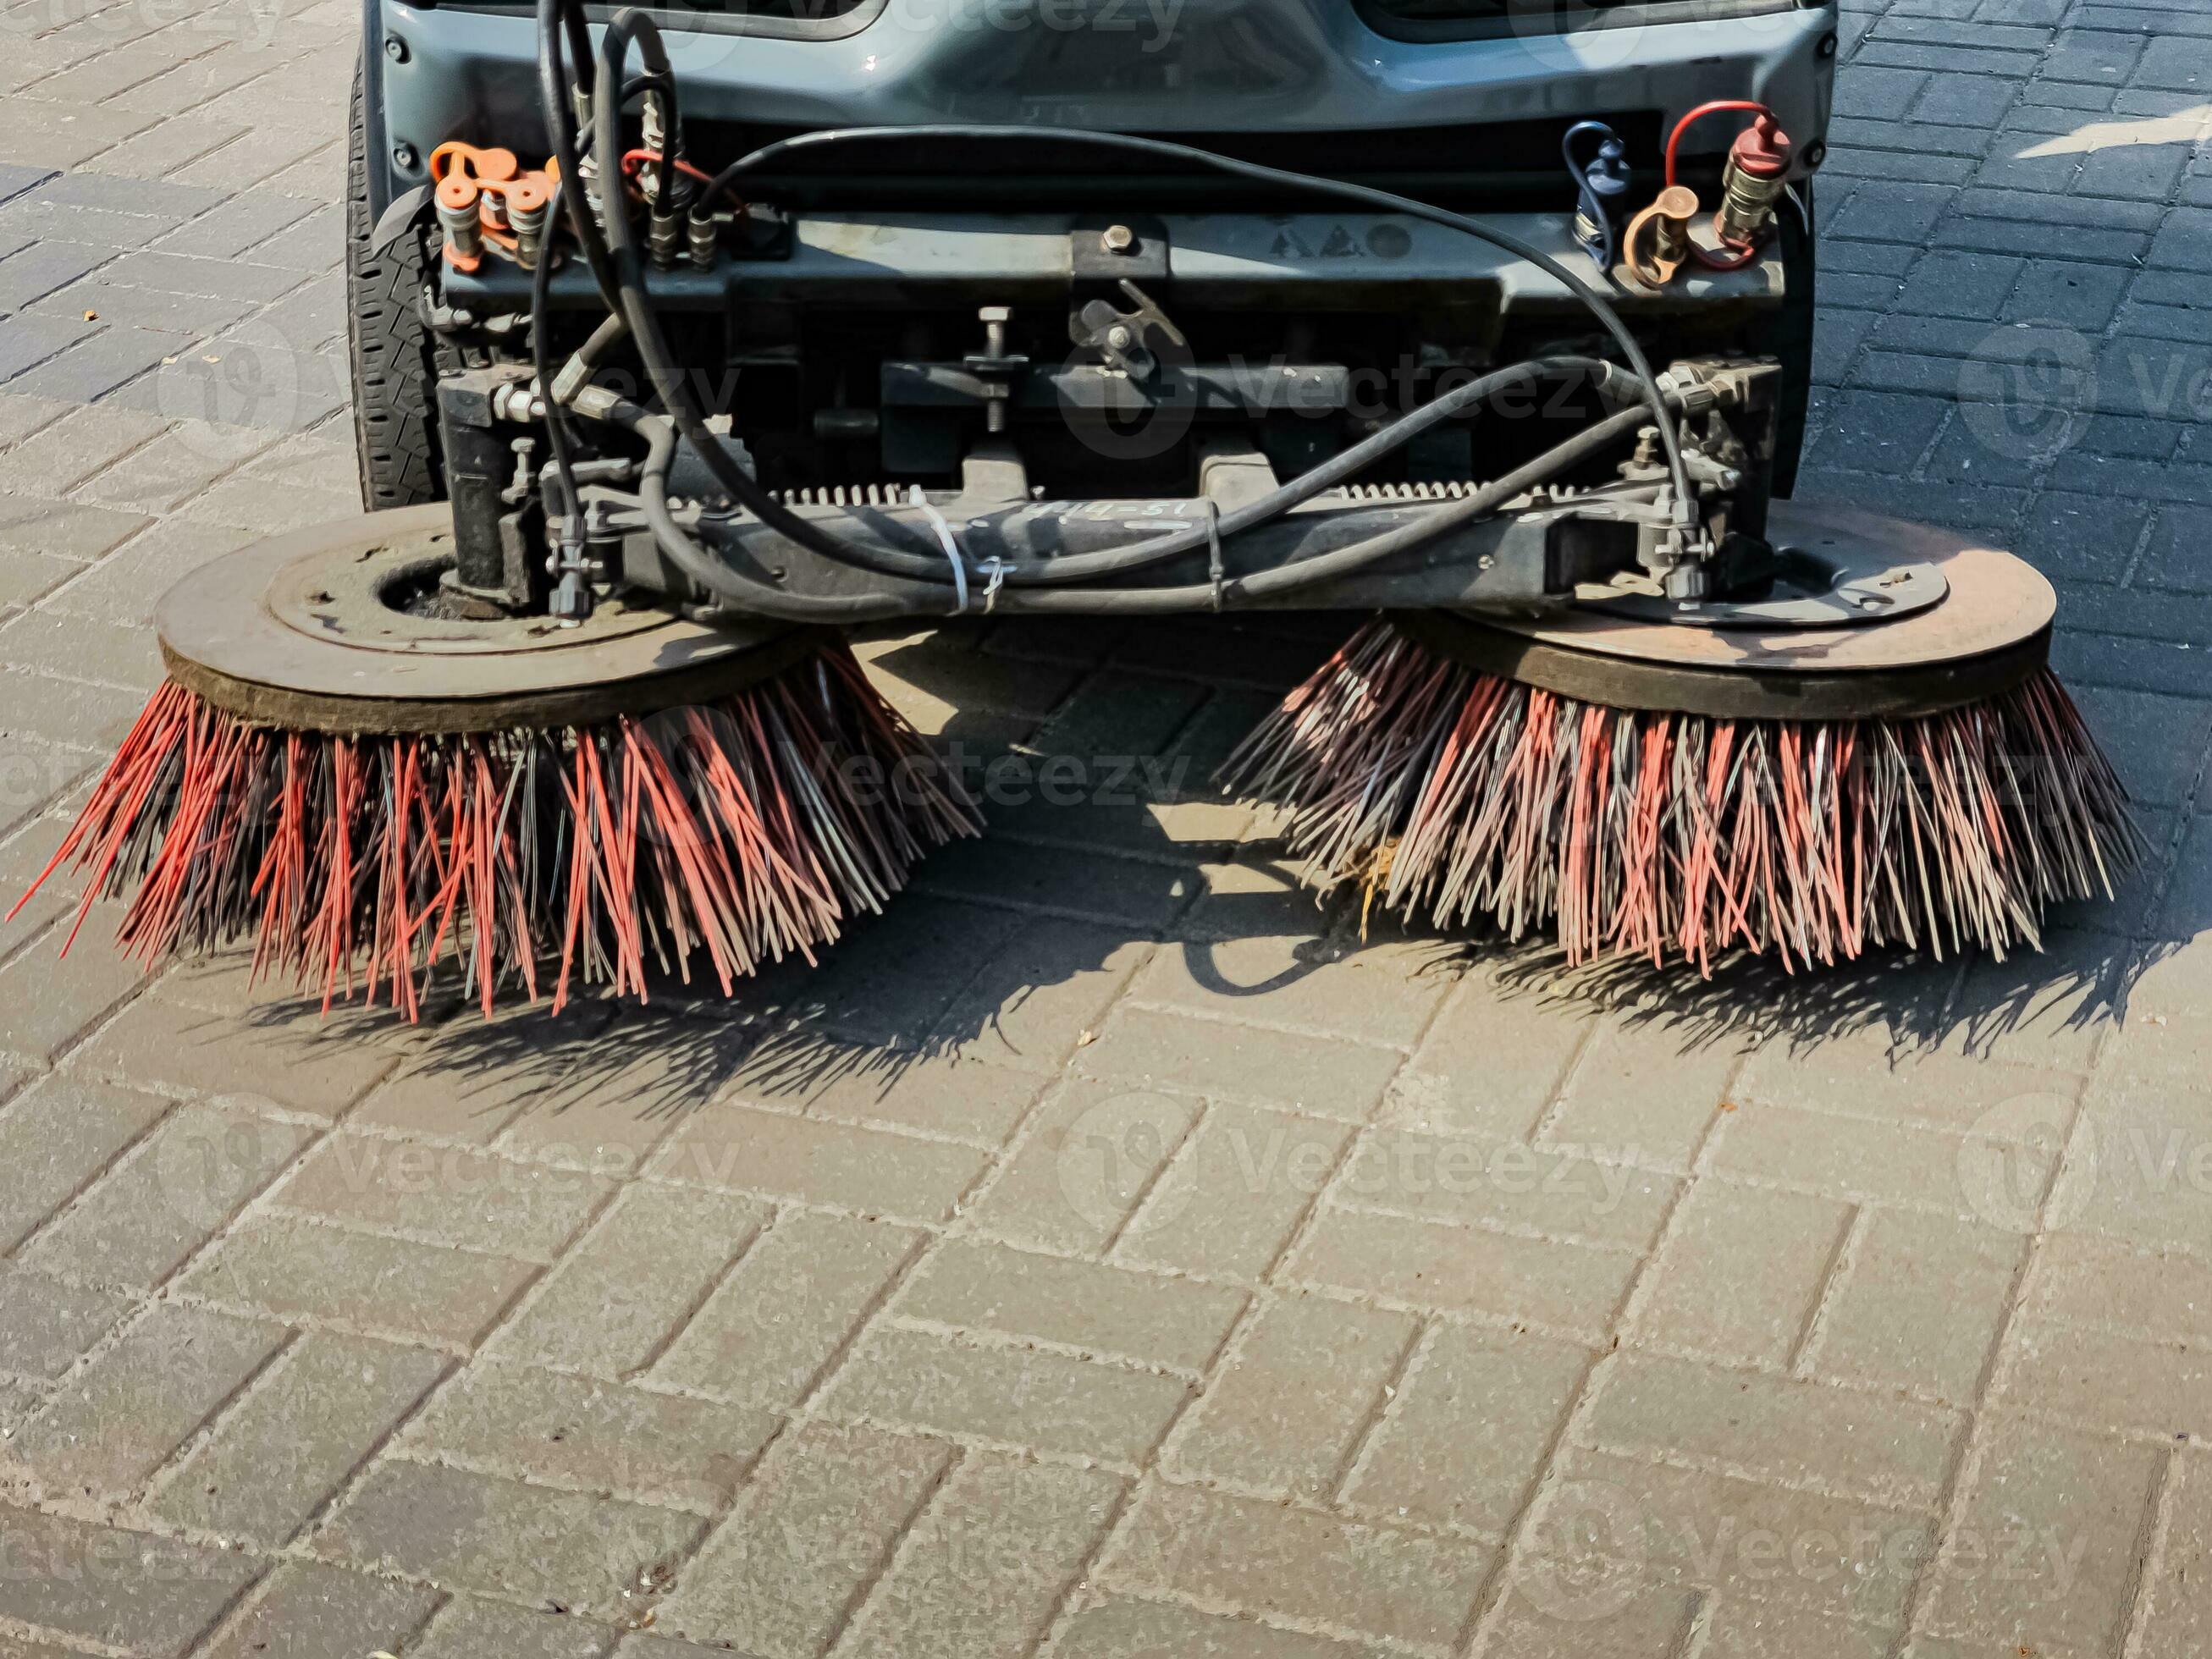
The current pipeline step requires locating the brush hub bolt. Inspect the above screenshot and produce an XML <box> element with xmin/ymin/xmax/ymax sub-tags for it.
<box><xmin>1101</xmin><ymin>224</ymin><xmax>1138</xmax><ymax>255</ymax></box>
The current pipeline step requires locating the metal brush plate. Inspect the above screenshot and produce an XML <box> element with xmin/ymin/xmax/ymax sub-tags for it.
<box><xmin>158</xmin><ymin>504</ymin><xmax>816</xmax><ymax>735</ymax></box>
<box><xmin>1403</xmin><ymin>504</ymin><xmax>2057</xmax><ymax>721</ymax></box>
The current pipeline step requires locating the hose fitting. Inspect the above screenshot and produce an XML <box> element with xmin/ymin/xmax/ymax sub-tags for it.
<box><xmin>434</xmin><ymin>175</ymin><xmax>483</xmax><ymax>271</ymax></box>
<box><xmin>1717</xmin><ymin>113</ymin><xmax>1793</xmax><ymax>251</ymax></box>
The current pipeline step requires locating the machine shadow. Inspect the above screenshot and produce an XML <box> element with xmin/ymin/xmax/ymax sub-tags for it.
<box><xmin>233</xmin><ymin>604</ymin><xmax>2171</xmax><ymax>1117</ymax></box>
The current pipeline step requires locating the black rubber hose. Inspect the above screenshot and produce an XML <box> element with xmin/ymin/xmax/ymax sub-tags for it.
<box><xmin>694</xmin><ymin>124</ymin><xmax>1696</xmax><ymax>519</ymax></box>
<box><xmin>529</xmin><ymin>233</ymin><xmax>584</xmax><ymax>545</ymax></box>
<box><xmin>590</xmin><ymin>11</ymin><xmax>914</xmax><ymax>587</ymax></box>
<box><xmin>618</xmin><ymin>353</ymin><xmax>1641</xmax><ymax>592</ymax></box>
<box><xmin>536</xmin><ymin>0</ymin><xmax>619</xmax><ymax>311</ymax></box>
<box><xmin>629</xmin><ymin>411</ymin><xmax>908</xmax><ymax>622</ymax></box>
<box><xmin>623</xmin><ymin>400</ymin><xmax>1651</xmax><ymax>620</ymax></box>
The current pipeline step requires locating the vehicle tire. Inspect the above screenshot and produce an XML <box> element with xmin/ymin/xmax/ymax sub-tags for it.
<box><xmin>346</xmin><ymin>56</ymin><xmax>445</xmax><ymax>510</ymax></box>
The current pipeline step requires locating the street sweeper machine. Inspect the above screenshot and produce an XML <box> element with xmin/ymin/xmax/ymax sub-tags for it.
<box><xmin>17</xmin><ymin>0</ymin><xmax>2148</xmax><ymax>1015</ymax></box>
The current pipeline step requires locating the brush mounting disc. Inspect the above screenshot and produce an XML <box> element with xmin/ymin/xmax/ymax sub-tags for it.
<box><xmin>1400</xmin><ymin>504</ymin><xmax>2055</xmax><ymax>722</ymax></box>
<box><xmin>157</xmin><ymin>504</ymin><xmax>817</xmax><ymax>736</ymax></box>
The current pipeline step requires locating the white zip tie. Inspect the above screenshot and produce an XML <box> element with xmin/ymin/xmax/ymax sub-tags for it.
<box><xmin>1205</xmin><ymin>499</ymin><xmax>1226</xmax><ymax>611</ymax></box>
<box><xmin>911</xmin><ymin>486</ymin><xmax>969</xmax><ymax>615</ymax></box>
<box><xmin>979</xmin><ymin>556</ymin><xmax>1008</xmax><ymax>613</ymax></box>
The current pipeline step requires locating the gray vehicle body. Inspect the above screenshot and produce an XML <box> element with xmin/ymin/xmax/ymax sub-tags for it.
<box><xmin>361</xmin><ymin>0</ymin><xmax>1838</xmax><ymax>222</ymax></box>
<box><xmin>351</xmin><ymin>0</ymin><xmax>1841</xmax><ymax>600</ymax></box>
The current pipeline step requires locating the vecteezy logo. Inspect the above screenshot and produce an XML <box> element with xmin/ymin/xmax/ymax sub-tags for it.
<box><xmin>1956</xmin><ymin>323</ymin><xmax>2097</xmax><ymax>466</ymax></box>
<box><xmin>1513</xmin><ymin>1478</ymin><xmax>1649</xmax><ymax>1623</ymax></box>
<box><xmin>1055</xmin><ymin>1089</ymin><xmax>1194</xmax><ymax>1235</ymax></box>
<box><xmin>1956</xmin><ymin>1092</ymin><xmax>2088</xmax><ymax>1236</ymax></box>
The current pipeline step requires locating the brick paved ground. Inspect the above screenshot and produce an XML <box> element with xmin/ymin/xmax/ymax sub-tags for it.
<box><xmin>0</xmin><ymin>0</ymin><xmax>2209</xmax><ymax>1654</ymax></box>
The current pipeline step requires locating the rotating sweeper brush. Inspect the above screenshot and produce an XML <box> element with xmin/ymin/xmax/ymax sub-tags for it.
<box><xmin>1222</xmin><ymin>509</ymin><xmax>2142</xmax><ymax>973</ymax></box>
<box><xmin>13</xmin><ymin>0</ymin><xmax>2144</xmax><ymax>1011</ymax></box>
<box><xmin>14</xmin><ymin>510</ymin><xmax>977</xmax><ymax>1018</ymax></box>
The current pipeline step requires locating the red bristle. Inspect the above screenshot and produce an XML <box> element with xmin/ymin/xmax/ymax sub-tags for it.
<box><xmin>1221</xmin><ymin>618</ymin><xmax>2148</xmax><ymax>977</ymax></box>
<box><xmin>12</xmin><ymin>642</ymin><xmax>978</xmax><ymax>1022</ymax></box>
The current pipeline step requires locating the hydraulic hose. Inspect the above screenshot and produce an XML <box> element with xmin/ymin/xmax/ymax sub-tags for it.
<box><xmin>563</xmin><ymin>7</ymin><xmax>1702</xmax><ymax>606</ymax></box>
<box><xmin>645</xmin><ymin>354</ymin><xmax>1647</xmax><ymax>592</ymax></box>
<box><xmin>621</xmin><ymin>398</ymin><xmax>1652</xmax><ymax>620</ymax></box>
<box><xmin>535</xmin><ymin>0</ymin><xmax>618</xmax><ymax>311</ymax></box>
<box><xmin>692</xmin><ymin>124</ymin><xmax>1697</xmax><ymax>521</ymax></box>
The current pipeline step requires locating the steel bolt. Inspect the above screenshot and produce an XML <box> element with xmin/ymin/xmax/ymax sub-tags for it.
<box><xmin>384</xmin><ymin>35</ymin><xmax>407</xmax><ymax>62</ymax></box>
<box><xmin>1100</xmin><ymin>224</ymin><xmax>1138</xmax><ymax>256</ymax></box>
<box><xmin>393</xmin><ymin>142</ymin><xmax>417</xmax><ymax>171</ymax></box>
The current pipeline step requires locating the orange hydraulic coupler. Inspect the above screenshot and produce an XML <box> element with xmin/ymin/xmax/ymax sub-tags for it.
<box><xmin>430</xmin><ymin>141</ymin><xmax>555</xmax><ymax>271</ymax></box>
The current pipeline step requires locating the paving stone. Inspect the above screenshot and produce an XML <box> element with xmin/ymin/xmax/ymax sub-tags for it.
<box><xmin>16</xmin><ymin>1100</ymin><xmax>315</xmax><ymax>1289</ymax></box>
<box><xmin>1476</xmin><ymin>1574</ymin><xmax>1699</xmax><ymax>1659</ymax></box>
<box><xmin>836</xmin><ymin>1453</ymin><xmax>1123</xmax><ymax>1659</ymax></box>
<box><xmin>1102</xmin><ymin>1483</ymin><xmax>1494</xmax><ymax>1650</ymax></box>
<box><xmin>411</xmin><ymin>1596</ymin><xmax>622</xmax><ymax>1659</ymax></box>
<box><xmin>149</xmin><ymin>1329</ymin><xmax>445</xmax><ymax>1546</ymax></box>
<box><xmin>199</xmin><ymin>1559</ymin><xmax>441</xmax><ymax>1659</ymax></box>
<box><xmin>1288</xmin><ymin>1202</ymin><xmax>1640</xmax><ymax>1339</ymax></box>
<box><xmin>1076</xmin><ymin>1006</ymin><xmax>1404</xmax><ymax>1120</ymax></box>
<box><xmin>0</xmin><ymin>400</ymin><xmax>166</xmax><ymax>495</ymax></box>
<box><xmin>1129</xmin><ymin>933</ymin><xmax>1450</xmax><ymax>1049</ymax></box>
<box><xmin>663</xmin><ymin>1423</ymin><xmax>953</xmax><ymax>1658</ymax></box>
<box><xmin>651</xmin><ymin>1209</ymin><xmax>921</xmax><ymax>1408</ymax></box>
<box><xmin>1167</xmin><ymin>1294</ymin><xmax>1412</xmax><ymax>1499</ymax></box>
<box><xmin>1051</xmin><ymin>1596</ymin><xmax>1394</xmax><ymax>1657</ymax></box>
<box><xmin>2136</xmin><ymin>1449</ymin><xmax>2212</xmax><ymax>1659</ymax></box>
<box><xmin>271</xmin><ymin>1133</ymin><xmax>611</xmax><ymax>1261</ymax></box>
<box><xmin>926</xmin><ymin>918</ymin><xmax>1156</xmax><ymax>1075</ymax></box>
<box><xmin>1547</xmin><ymin>1447</ymin><xmax>1929</xmax><ymax>1629</ymax></box>
<box><xmin>8</xmin><ymin>1302</ymin><xmax>285</xmax><ymax>1496</ymax></box>
<box><xmin>1117</xmin><ymin>1100</ymin><xmax>1352</xmax><ymax>1280</ymax></box>
<box><xmin>0</xmin><ymin>488</ymin><xmax>150</xmax><ymax>560</ymax></box>
<box><xmin>85</xmin><ymin>246</ymin><xmax>303</xmax><ymax>302</ymax></box>
<box><xmin>1920</xmin><ymin>1415</ymin><xmax>2163</xmax><ymax>1653</ymax></box>
<box><xmin>921</xmin><ymin>834</ymin><xmax>1200</xmax><ymax>930</ymax></box>
<box><xmin>1539</xmin><ymin>1017</ymin><xmax>1740</xmax><ymax>1172</ymax></box>
<box><xmin>74</xmin><ymin>989</ymin><xmax>399</xmax><ymax>1116</ymax></box>
<box><xmin>0</xmin><ymin>664</ymin><xmax>144</xmax><ymax>747</ymax></box>
<box><xmin>316</xmin><ymin>1457</ymin><xmax>706</xmax><ymax>1621</ymax></box>
<box><xmin>404</xmin><ymin>1360</ymin><xmax>778</xmax><ymax>1513</ymax></box>
<box><xmin>0</xmin><ymin>1264</ymin><xmax>127</xmax><ymax>1380</ymax></box>
<box><xmin>1346</xmin><ymin>1320</ymin><xmax>1589</xmax><ymax>1536</ymax></box>
<box><xmin>918</xmin><ymin>1230</ymin><xmax>1249</xmax><ymax>1371</ymax></box>
<box><xmin>4</xmin><ymin>320</ymin><xmax>191</xmax><ymax>403</ymax></box>
<box><xmin>37</xmin><ymin>512</ymin><xmax>251</xmax><ymax>621</ymax></box>
<box><xmin>0</xmin><ymin>730</ymin><xmax>97</xmax><ymax>839</ymax></box>
<box><xmin>1584</xmin><ymin>1353</ymin><xmax>1963</xmax><ymax>1509</ymax></box>
<box><xmin>767</xmin><ymin>1054</ymin><xmax>1049</xmax><ymax>1144</ymax></box>
<box><xmin>488</xmin><ymin>1182</ymin><xmax>764</xmax><ymax>1378</ymax></box>
<box><xmin>0</xmin><ymin>609</ymin><xmax>162</xmax><ymax>687</ymax></box>
<box><xmin>0</xmin><ymin>239</ymin><xmax>108</xmax><ymax>314</ymax></box>
<box><xmin>648</xmin><ymin>1099</ymin><xmax>989</xmax><ymax>1223</ymax></box>
<box><xmin>483</xmin><ymin>1037</ymin><xmax>742</xmax><ymax>1172</ymax></box>
<box><xmin>1633</xmin><ymin>1181</ymin><xmax>1851</xmax><ymax>1369</ymax></box>
<box><xmin>2028</xmin><ymin>1230</ymin><xmax>2212</xmax><ymax>1344</ymax></box>
<box><xmin>0</xmin><ymin>1070</ymin><xmax>166</xmax><ymax>1250</ymax></box>
<box><xmin>180</xmin><ymin>1213</ymin><xmax>538</xmax><ymax>1348</ymax></box>
<box><xmin>1341</xmin><ymin>1128</ymin><xmax>1678</xmax><ymax>1252</ymax></box>
<box><xmin>1383</xmin><ymin>966</ymin><xmax>1593</xmax><ymax>1142</ymax></box>
<box><xmin>1707</xmin><ymin>1100</ymin><xmax>2055</xmax><ymax>1217</ymax></box>
<box><xmin>1998</xmin><ymin>1316</ymin><xmax>2212</xmax><ymax>1437</ymax></box>
<box><xmin>821</xmin><ymin>1325</ymin><xmax>1190</xmax><ymax>1465</ymax></box>
<box><xmin>1809</xmin><ymin>1209</ymin><xmax>2023</xmax><ymax>1403</ymax></box>
<box><xmin>0</xmin><ymin>1503</ymin><xmax>258</xmax><ymax>1656</ymax></box>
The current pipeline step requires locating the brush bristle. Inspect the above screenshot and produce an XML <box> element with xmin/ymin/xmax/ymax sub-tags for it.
<box><xmin>1221</xmin><ymin>618</ymin><xmax>2147</xmax><ymax>973</ymax></box>
<box><xmin>14</xmin><ymin>642</ymin><xmax>979</xmax><ymax>1019</ymax></box>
